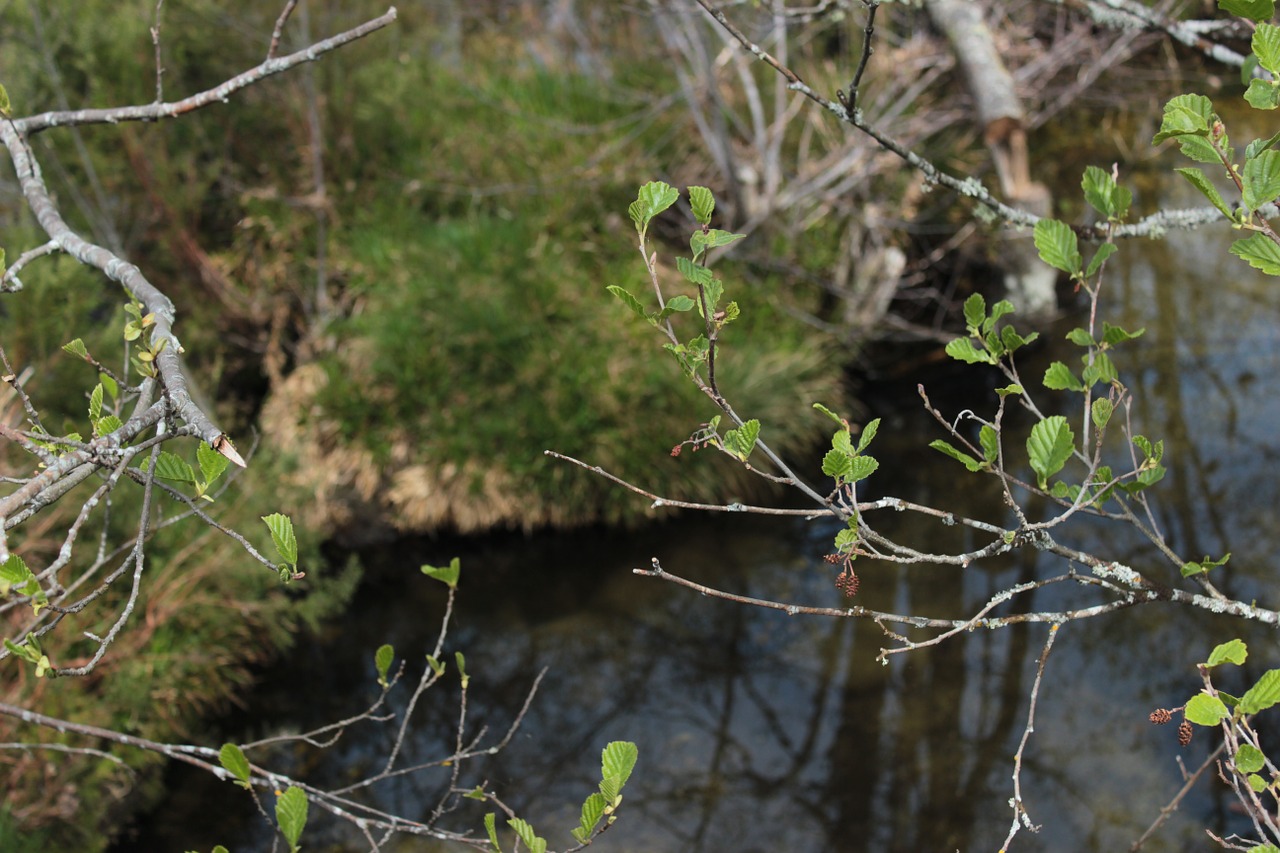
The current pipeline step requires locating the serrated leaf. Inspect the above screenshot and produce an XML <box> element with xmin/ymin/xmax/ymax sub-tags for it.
<box><xmin>1231</xmin><ymin>233</ymin><xmax>1280</xmax><ymax>275</ymax></box>
<box><xmin>857</xmin><ymin>418</ymin><xmax>880</xmax><ymax>453</ymax></box>
<box><xmin>699</xmin><ymin>278</ymin><xmax>724</xmax><ymax>319</ymax></box>
<box><xmin>275</xmin><ymin>786</ymin><xmax>308</xmax><ymax>852</ymax></box>
<box><xmin>985</xmin><ymin>299</ymin><xmax>1015</xmax><ymax>332</ymax></box>
<box><xmin>979</xmin><ymin>425</ymin><xmax>999</xmax><ymax>463</ymax></box>
<box><xmin>1185</xmin><ymin>691</ymin><xmax>1230</xmax><ymax>725</ymax></box>
<box><xmin>62</xmin><ymin>338</ymin><xmax>89</xmax><ymax>359</ymax></box>
<box><xmin>688</xmin><ymin>186</ymin><xmax>715</xmax><ymax>225</ymax></box>
<box><xmin>929</xmin><ymin>440</ymin><xmax>983</xmax><ymax>472</ymax></box>
<box><xmin>1082</xmin><ymin>166</ymin><xmax>1112</xmax><ymax>216</ymax></box>
<box><xmin>601</xmin><ymin>741</ymin><xmax>638</xmax><ymax>789</ymax></box>
<box><xmin>261</xmin><ymin>513</ymin><xmax>298</xmax><ymax>565</ymax></box>
<box><xmin>99</xmin><ymin>371</ymin><xmax>118</xmax><ymax>401</ymax></box>
<box><xmin>962</xmin><ymin>293</ymin><xmax>986</xmax><ymax>331</ymax></box>
<box><xmin>675</xmin><ymin>256</ymin><xmax>714</xmax><ymax>286</ymax></box>
<box><xmin>576</xmin><ymin>792</ymin><xmax>608</xmax><ymax>841</ymax></box>
<box><xmin>606</xmin><ymin>285</ymin><xmax>646</xmax><ymax>318</ymax></box>
<box><xmin>1091</xmin><ymin>398</ymin><xmax>1114</xmax><ymax>430</ymax></box>
<box><xmin>723</xmin><ymin>419</ymin><xmax>760</xmax><ymax>461</ymax></box>
<box><xmin>1243</xmin><ymin>149</ymin><xmax>1280</xmax><ymax>211</ymax></box>
<box><xmin>1248</xmin><ymin>773</ymin><xmax>1271</xmax><ymax>793</ymax></box>
<box><xmin>631</xmin><ymin>181</ymin><xmax>678</xmax><ymax>229</ymax></box>
<box><xmin>484</xmin><ymin>813</ymin><xmax>500</xmax><ymax>850</ymax></box>
<box><xmin>1177</xmin><ymin>134</ymin><xmax>1225</xmax><ymax>164</ymax></box>
<box><xmin>701</xmin><ymin>229</ymin><xmax>745</xmax><ymax>249</ymax></box>
<box><xmin>509</xmin><ymin>818</ymin><xmax>546</xmax><ymax>853</ymax></box>
<box><xmin>1255</xmin><ymin>22</ymin><xmax>1280</xmax><ymax>74</ymax></box>
<box><xmin>421</xmin><ymin>557</ymin><xmax>461</xmax><ymax>589</ymax></box>
<box><xmin>848</xmin><ymin>455</ymin><xmax>878</xmax><ymax>482</ymax></box>
<box><xmin>219</xmin><ymin>743</ymin><xmax>251</xmax><ymax>786</ymax></box>
<box><xmin>95</xmin><ymin>415</ymin><xmax>122</xmax><ymax>436</ymax></box>
<box><xmin>1240</xmin><ymin>669</ymin><xmax>1280</xmax><ymax>714</ymax></box>
<box><xmin>1207</xmin><ymin>639</ymin><xmax>1248</xmax><ymax>667</ymax></box>
<box><xmin>197</xmin><ymin>441</ymin><xmax>230</xmax><ymax>485</ymax></box>
<box><xmin>1247</xmin><ymin>129</ymin><xmax>1280</xmax><ymax>160</ymax></box>
<box><xmin>1086</xmin><ymin>242</ymin><xmax>1118</xmax><ymax>278</ymax></box>
<box><xmin>1033</xmin><ymin>219</ymin><xmax>1082</xmax><ymax>276</ymax></box>
<box><xmin>665</xmin><ymin>295</ymin><xmax>697</xmax><ymax>313</ymax></box>
<box><xmin>1153</xmin><ymin>93</ymin><xmax>1214</xmax><ymax>143</ymax></box>
<box><xmin>1043</xmin><ymin>362</ymin><xmax>1083</xmax><ymax>391</ymax></box>
<box><xmin>822</xmin><ymin>448</ymin><xmax>853</xmax><ymax>480</ymax></box>
<box><xmin>1101</xmin><ymin>323</ymin><xmax>1145</xmax><ymax>345</ymax></box>
<box><xmin>1082</xmin><ymin>351</ymin><xmax>1118</xmax><ymax>387</ymax></box>
<box><xmin>149</xmin><ymin>451</ymin><xmax>196</xmax><ymax>484</ymax></box>
<box><xmin>88</xmin><ymin>384</ymin><xmax>103</xmax><ymax>422</ymax></box>
<box><xmin>832</xmin><ymin>430</ymin><xmax>853</xmax><ymax>455</ymax></box>
<box><xmin>812</xmin><ymin>403</ymin><xmax>847</xmax><ymax>426</ymax></box>
<box><xmin>1177</xmin><ymin>167</ymin><xmax>1234</xmax><ymax>218</ymax></box>
<box><xmin>1222</xmin><ymin>0</ymin><xmax>1276</xmax><ymax>23</ymax></box>
<box><xmin>1245</xmin><ymin>77</ymin><xmax>1280</xmax><ymax>111</ymax></box>
<box><xmin>1027</xmin><ymin>416</ymin><xmax>1075</xmax><ymax>487</ymax></box>
<box><xmin>375</xmin><ymin>644</ymin><xmax>394</xmax><ymax>687</ymax></box>
<box><xmin>944</xmin><ymin>337</ymin><xmax>995</xmax><ymax>365</ymax></box>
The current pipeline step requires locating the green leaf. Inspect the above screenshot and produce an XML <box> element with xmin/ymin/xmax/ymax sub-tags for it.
<box><xmin>1185</xmin><ymin>691</ymin><xmax>1231</xmax><ymax>726</ymax></box>
<box><xmin>197</xmin><ymin>442</ymin><xmax>230</xmax><ymax>485</ymax></box>
<box><xmin>723</xmin><ymin>419</ymin><xmax>760</xmax><ymax>461</ymax></box>
<box><xmin>88</xmin><ymin>383</ymin><xmax>103</xmax><ymax>422</ymax></box>
<box><xmin>688</xmin><ymin>186</ymin><xmax>715</xmax><ymax>225</ymax></box>
<box><xmin>1081</xmin><ymin>351</ymin><xmax>1118</xmax><ymax>387</ymax></box>
<box><xmin>575</xmin><ymin>792</ymin><xmax>608</xmax><ymax>842</ymax></box>
<box><xmin>996</xmin><ymin>384</ymin><xmax>1023</xmax><ymax>396</ymax></box>
<box><xmin>426</xmin><ymin>654</ymin><xmax>445</xmax><ymax>676</ymax></box>
<box><xmin>699</xmin><ymin>278</ymin><xmax>724</xmax><ymax>319</ymax></box>
<box><xmin>1081</xmin><ymin>166</ymin><xmax>1131</xmax><ymax>220</ymax></box>
<box><xmin>812</xmin><ymin>403</ymin><xmax>847</xmax><ymax>426</ymax></box>
<box><xmin>455</xmin><ymin>651</ymin><xmax>469</xmax><ymax>689</ymax></box>
<box><xmin>985</xmin><ymin>300</ymin><xmax>1015</xmax><ymax>333</ymax></box>
<box><xmin>421</xmin><ymin>557</ymin><xmax>461</xmax><ymax>589</ymax></box>
<box><xmin>847</xmin><ymin>455</ymin><xmax>879</xmax><ymax>482</ymax></box>
<box><xmin>856</xmin><ymin>418</ymin><xmax>880</xmax><ymax>454</ymax></box>
<box><xmin>979</xmin><ymin>425</ymin><xmax>999</xmax><ymax>463</ymax></box>
<box><xmin>261</xmin><ymin>513</ymin><xmax>298</xmax><ymax>565</ymax></box>
<box><xmin>1243</xmin><ymin>149</ymin><xmax>1280</xmax><ymax>211</ymax></box>
<box><xmin>1247</xmin><ymin>129</ymin><xmax>1280</xmax><ymax>160</ymax></box>
<box><xmin>1231</xmin><ymin>233</ymin><xmax>1280</xmax><ymax>275</ymax></box>
<box><xmin>148</xmin><ymin>451</ymin><xmax>196</xmax><ymax>484</ymax></box>
<box><xmin>1245</xmin><ymin>77</ymin><xmax>1280</xmax><ymax>111</ymax></box>
<box><xmin>99</xmin><ymin>371</ymin><xmax>118</xmax><ymax>401</ymax></box>
<box><xmin>1255</xmin><ymin>22</ymin><xmax>1280</xmax><ymax>73</ymax></box>
<box><xmin>822</xmin><ymin>448</ymin><xmax>852</xmax><ymax>480</ymax></box>
<box><xmin>962</xmin><ymin>293</ymin><xmax>986</xmax><ymax>331</ymax></box>
<box><xmin>1027</xmin><ymin>416</ymin><xmax>1074</xmax><ymax>487</ymax></box>
<box><xmin>1175</xmin><ymin>167</ymin><xmax>1234</xmax><ymax>218</ymax></box>
<box><xmin>675</xmin><ymin>256</ymin><xmax>714</xmax><ymax>286</ymax></box>
<box><xmin>0</xmin><ymin>83</ymin><xmax>10</xmax><ymax>117</ymax></box>
<box><xmin>1085</xmin><ymin>242</ymin><xmax>1118</xmax><ymax>278</ymax></box>
<box><xmin>1177</xmin><ymin>134</ymin><xmax>1225</xmax><ymax>164</ymax></box>
<box><xmin>218</xmin><ymin>743</ymin><xmax>251</xmax><ymax>787</ymax></box>
<box><xmin>375</xmin><ymin>644</ymin><xmax>394</xmax><ymax>688</ymax></box>
<box><xmin>62</xmin><ymin>338</ymin><xmax>89</xmax><ymax>359</ymax></box>
<box><xmin>630</xmin><ymin>181</ymin><xmax>678</xmax><ymax>231</ymax></box>
<box><xmin>1091</xmin><ymin>398</ymin><xmax>1114</xmax><ymax>431</ymax></box>
<box><xmin>701</xmin><ymin>229</ymin><xmax>745</xmax><ymax>249</ymax></box>
<box><xmin>1182</xmin><ymin>553</ymin><xmax>1231</xmax><ymax>577</ymax></box>
<box><xmin>275</xmin><ymin>786</ymin><xmax>308</xmax><ymax>853</ymax></box>
<box><xmin>1043</xmin><ymin>362</ymin><xmax>1083</xmax><ymax>391</ymax></box>
<box><xmin>606</xmin><ymin>285</ymin><xmax>646</xmax><ymax>318</ymax></box>
<box><xmin>664</xmin><ymin>295</ymin><xmax>697</xmax><ymax>313</ymax></box>
<box><xmin>1248</xmin><ymin>773</ymin><xmax>1271</xmax><ymax>794</ymax></box>
<box><xmin>944</xmin><ymin>337</ymin><xmax>995</xmax><ymax>365</ymax></box>
<box><xmin>1207</xmin><ymin>639</ymin><xmax>1248</xmax><ymax>667</ymax></box>
<box><xmin>833</xmin><ymin>526</ymin><xmax>859</xmax><ymax>553</ymax></box>
<box><xmin>1033</xmin><ymin>219</ymin><xmax>1082</xmax><ymax>276</ymax></box>
<box><xmin>1221</xmin><ymin>0</ymin><xmax>1276</xmax><ymax>23</ymax></box>
<box><xmin>929</xmin><ymin>440</ymin><xmax>983</xmax><ymax>472</ymax></box>
<box><xmin>1101</xmin><ymin>323</ymin><xmax>1145</xmax><ymax>345</ymax></box>
<box><xmin>1153</xmin><ymin>93</ymin><xmax>1214</xmax><ymax>143</ymax></box>
<box><xmin>601</xmin><ymin>741</ymin><xmax>638</xmax><ymax>790</ymax></box>
<box><xmin>509</xmin><ymin>818</ymin><xmax>546</xmax><ymax>853</ymax></box>
<box><xmin>95</xmin><ymin>415</ymin><xmax>122</xmax><ymax>436</ymax></box>
<box><xmin>1240</xmin><ymin>669</ymin><xmax>1280</xmax><ymax>714</ymax></box>
<box><xmin>484</xmin><ymin>813</ymin><xmax>500</xmax><ymax>851</ymax></box>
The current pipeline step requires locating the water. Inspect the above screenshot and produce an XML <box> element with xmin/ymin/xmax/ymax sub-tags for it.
<box><xmin>116</xmin><ymin>157</ymin><xmax>1280</xmax><ymax>853</ymax></box>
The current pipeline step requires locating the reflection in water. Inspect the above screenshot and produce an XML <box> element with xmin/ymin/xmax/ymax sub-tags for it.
<box><xmin>122</xmin><ymin>184</ymin><xmax>1280</xmax><ymax>853</ymax></box>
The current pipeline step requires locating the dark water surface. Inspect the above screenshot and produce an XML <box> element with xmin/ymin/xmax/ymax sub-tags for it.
<box><xmin>119</xmin><ymin>172</ymin><xmax>1280</xmax><ymax>851</ymax></box>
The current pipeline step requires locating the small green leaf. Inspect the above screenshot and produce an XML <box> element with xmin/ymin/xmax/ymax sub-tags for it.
<box><xmin>1243</xmin><ymin>149</ymin><xmax>1280</xmax><ymax>211</ymax></box>
<box><xmin>455</xmin><ymin>651</ymin><xmax>469</xmax><ymax>689</ymax></box>
<box><xmin>1239</xmin><ymin>669</ymin><xmax>1280</xmax><ymax>714</ymax></box>
<box><xmin>1033</xmin><ymin>219</ymin><xmax>1082</xmax><ymax>276</ymax></box>
<box><xmin>88</xmin><ymin>383</ymin><xmax>103</xmax><ymax>421</ymax></box>
<box><xmin>218</xmin><ymin>743</ymin><xmax>252</xmax><ymax>787</ymax></box>
<box><xmin>1222</xmin><ymin>0</ymin><xmax>1276</xmax><ymax>23</ymax></box>
<box><xmin>1153</xmin><ymin>93</ymin><xmax>1214</xmax><ymax>143</ymax></box>
<box><xmin>856</xmin><ymin>418</ymin><xmax>880</xmax><ymax>454</ymax></box>
<box><xmin>606</xmin><ymin>285</ymin><xmax>647</xmax><ymax>318</ymax></box>
<box><xmin>1081</xmin><ymin>351</ymin><xmax>1118</xmax><ymax>387</ymax></box>
<box><xmin>62</xmin><ymin>338</ymin><xmax>89</xmax><ymax>359</ymax></box>
<box><xmin>99</xmin><ymin>371</ymin><xmax>118</xmax><ymax>401</ymax></box>
<box><xmin>1254</xmin><ymin>22</ymin><xmax>1280</xmax><ymax>73</ymax></box>
<box><xmin>375</xmin><ymin>644</ymin><xmax>394</xmax><ymax>688</ymax></box>
<box><xmin>261</xmin><ymin>513</ymin><xmax>298</xmax><ymax>565</ymax></box>
<box><xmin>1027</xmin><ymin>416</ymin><xmax>1075</xmax><ymax>487</ymax></box>
<box><xmin>95</xmin><ymin>415</ymin><xmax>122</xmax><ymax>435</ymax></box>
<box><xmin>601</xmin><ymin>741</ymin><xmax>638</xmax><ymax>789</ymax></box>
<box><xmin>675</xmin><ymin>256</ymin><xmax>714</xmax><ymax>286</ymax></box>
<box><xmin>1182</xmin><ymin>553</ymin><xmax>1231</xmax><ymax>577</ymax></box>
<box><xmin>701</xmin><ymin>229</ymin><xmax>745</xmax><ymax>249</ymax></box>
<box><xmin>484</xmin><ymin>813</ymin><xmax>500</xmax><ymax>851</ymax></box>
<box><xmin>847</xmin><ymin>455</ymin><xmax>879</xmax><ymax>482</ymax></box>
<box><xmin>426</xmin><ymin>655</ymin><xmax>445</xmax><ymax>676</ymax></box>
<box><xmin>1085</xmin><ymin>242</ymin><xmax>1118</xmax><ymax>278</ymax></box>
<box><xmin>723</xmin><ymin>419</ymin><xmax>760</xmax><ymax>461</ymax></box>
<box><xmin>688</xmin><ymin>186</ymin><xmax>715</xmax><ymax>225</ymax></box>
<box><xmin>275</xmin><ymin>786</ymin><xmax>308</xmax><ymax>853</ymax></box>
<box><xmin>1177</xmin><ymin>134</ymin><xmax>1225</xmax><ymax>164</ymax></box>
<box><xmin>822</xmin><ymin>448</ymin><xmax>853</xmax><ymax>480</ymax></box>
<box><xmin>1248</xmin><ymin>773</ymin><xmax>1271</xmax><ymax>794</ymax></box>
<box><xmin>575</xmin><ymin>792</ymin><xmax>608</xmax><ymax>842</ymax></box>
<box><xmin>1231</xmin><ymin>233</ymin><xmax>1280</xmax><ymax>275</ymax></box>
<box><xmin>149</xmin><ymin>451</ymin><xmax>197</xmax><ymax>484</ymax></box>
<box><xmin>984</xmin><ymin>300</ymin><xmax>1015</xmax><ymax>334</ymax></box>
<box><xmin>465</xmin><ymin>785</ymin><xmax>487</xmax><ymax>800</ymax></box>
<box><xmin>1177</xmin><ymin>167</ymin><xmax>1234</xmax><ymax>218</ymax></box>
<box><xmin>1101</xmin><ymin>323</ymin><xmax>1145</xmax><ymax>345</ymax></box>
<box><xmin>1245</xmin><ymin>77</ymin><xmax>1280</xmax><ymax>110</ymax></box>
<box><xmin>1185</xmin><ymin>691</ymin><xmax>1230</xmax><ymax>726</ymax></box>
<box><xmin>664</xmin><ymin>294</ymin><xmax>697</xmax><ymax>313</ymax></box>
<box><xmin>1091</xmin><ymin>398</ymin><xmax>1114</xmax><ymax>431</ymax></box>
<box><xmin>1247</xmin><ymin>129</ymin><xmax>1280</xmax><ymax>160</ymax></box>
<box><xmin>812</xmin><ymin>403</ymin><xmax>847</xmax><ymax>426</ymax></box>
<box><xmin>0</xmin><ymin>83</ymin><xmax>10</xmax><ymax>116</ymax></box>
<box><xmin>421</xmin><ymin>557</ymin><xmax>461</xmax><ymax>589</ymax></box>
<box><xmin>996</xmin><ymin>384</ymin><xmax>1023</xmax><ymax>396</ymax></box>
<box><xmin>929</xmin><ymin>440</ymin><xmax>983</xmax><ymax>472</ymax></box>
<box><xmin>1043</xmin><ymin>362</ymin><xmax>1083</xmax><ymax>391</ymax></box>
<box><xmin>979</xmin><ymin>425</ymin><xmax>999</xmax><ymax>463</ymax></box>
<box><xmin>962</xmin><ymin>293</ymin><xmax>986</xmax><ymax>331</ymax></box>
<box><xmin>1206</xmin><ymin>638</ymin><xmax>1248</xmax><ymax>667</ymax></box>
<box><xmin>630</xmin><ymin>181</ymin><xmax>678</xmax><ymax>231</ymax></box>
<box><xmin>197</xmin><ymin>442</ymin><xmax>230</xmax><ymax>485</ymax></box>
<box><xmin>508</xmin><ymin>818</ymin><xmax>546</xmax><ymax>853</ymax></box>
<box><xmin>944</xmin><ymin>337</ymin><xmax>995</xmax><ymax>365</ymax></box>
